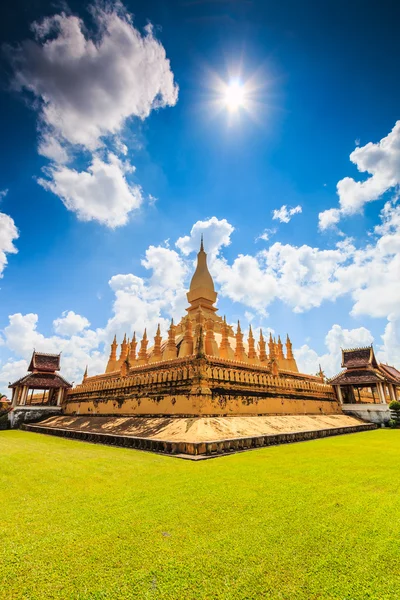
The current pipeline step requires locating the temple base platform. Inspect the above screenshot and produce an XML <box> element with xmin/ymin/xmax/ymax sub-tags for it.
<box><xmin>22</xmin><ymin>414</ymin><xmax>376</xmax><ymax>459</ymax></box>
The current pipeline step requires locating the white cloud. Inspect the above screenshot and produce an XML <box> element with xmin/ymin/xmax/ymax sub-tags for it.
<box><xmin>2</xmin><ymin>211</ymin><xmax>400</xmax><ymax>395</ymax></box>
<box><xmin>378</xmin><ymin>316</ymin><xmax>400</xmax><ymax>367</ymax></box>
<box><xmin>1</xmin><ymin>312</ymin><xmax>105</xmax><ymax>393</ymax></box>
<box><xmin>0</xmin><ymin>212</ymin><xmax>19</xmax><ymax>278</ymax></box>
<box><xmin>9</xmin><ymin>5</ymin><xmax>178</xmax><ymax>150</ymax></box>
<box><xmin>176</xmin><ymin>217</ymin><xmax>234</xmax><ymax>258</ymax></box>
<box><xmin>106</xmin><ymin>245</ymin><xmax>188</xmax><ymax>340</ymax></box>
<box><xmin>53</xmin><ymin>311</ymin><xmax>90</xmax><ymax>336</ymax></box>
<box><xmin>272</xmin><ymin>204</ymin><xmax>302</xmax><ymax>223</ymax></box>
<box><xmin>318</xmin><ymin>208</ymin><xmax>341</xmax><ymax>231</ymax></box>
<box><xmin>38</xmin><ymin>153</ymin><xmax>143</xmax><ymax>227</ymax></box>
<box><xmin>0</xmin><ymin>359</ymin><xmax>29</xmax><ymax>394</ymax></box>
<box><xmin>38</xmin><ymin>131</ymin><xmax>70</xmax><ymax>163</ymax></box>
<box><xmin>7</xmin><ymin>3</ymin><xmax>178</xmax><ymax>228</ymax></box>
<box><xmin>295</xmin><ymin>324</ymin><xmax>374</xmax><ymax>377</ymax></box>
<box><xmin>256</xmin><ymin>228</ymin><xmax>276</xmax><ymax>242</ymax></box>
<box><xmin>319</xmin><ymin>121</ymin><xmax>400</xmax><ymax>230</ymax></box>
<box><xmin>214</xmin><ymin>254</ymin><xmax>278</xmax><ymax>314</ymax></box>
<box><xmin>0</xmin><ymin>189</ymin><xmax>8</xmax><ymax>200</ymax></box>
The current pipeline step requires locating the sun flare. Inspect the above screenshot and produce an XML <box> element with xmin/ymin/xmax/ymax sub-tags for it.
<box><xmin>224</xmin><ymin>81</ymin><xmax>245</xmax><ymax>111</ymax></box>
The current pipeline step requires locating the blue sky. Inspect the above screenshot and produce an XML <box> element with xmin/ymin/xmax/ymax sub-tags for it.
<box><xmin>1</xmin><ymin>0</ymin><xmax>400</xmax><ymax>393</ymax></box>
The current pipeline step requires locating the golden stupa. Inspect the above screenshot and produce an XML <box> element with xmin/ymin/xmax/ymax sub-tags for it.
<box><xmin>65</xmin><ymin>238</ymin><xmax>340</xmax><ymax>418</ymax></box>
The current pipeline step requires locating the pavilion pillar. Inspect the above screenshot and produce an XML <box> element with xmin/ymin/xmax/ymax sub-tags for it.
<box><xmin>56</xmin><ymin>388</ymin><xmax>64</xmax><ymax>406</ymax></box>
<box><xmin>389</xmin><ymin>384</ymin><xmax>397</xmax><ymax>403</ymax></box>
<box><xmin>20</xmin><ymin>386</ymin><xmax>29</xmax><ymax>406</ymax></box>
<box><xmin>336</xmin><ymin>385</ymin><xmax>343</xmax><ymax>405</ymax></box>
<box><xmin>377</xmin><ymin>383</ymin><xmax>386</xmax><ymax>404</ymax></box>
<box><xmin>11</xmin><ymin>388</ymin><xmax>18</xmax><ymax>408</ymax></box>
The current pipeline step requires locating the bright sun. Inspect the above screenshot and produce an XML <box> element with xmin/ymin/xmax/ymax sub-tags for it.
<box><xmin>224</xmin><ymin>82</ymin><xmax>245</xmax><ymax>111</ymax></box>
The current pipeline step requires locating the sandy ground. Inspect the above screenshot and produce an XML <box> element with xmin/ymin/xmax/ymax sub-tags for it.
<box><xmin>36</xmin><ymin>414</ymin><xmax>364</xmax><ymax>443</ymax></box>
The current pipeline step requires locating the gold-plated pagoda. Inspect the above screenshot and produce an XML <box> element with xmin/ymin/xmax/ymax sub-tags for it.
<box><xmin>186</xmin><ymin>236</ymin><xmax>217</xmax><ymax>316</ymax></box>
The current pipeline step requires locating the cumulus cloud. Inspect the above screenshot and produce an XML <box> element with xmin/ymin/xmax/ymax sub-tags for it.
<box><xmin>2</xmin><ymin>212</ymin><xmax>400</xmax><ymax>394</ymax></box>
<box><xmin>38</xmin><ymin>153</ymin><xmax>143</xmax><ymax>227</ymax></box>
<box><xmin>176</xmin><ymin>217</ymin><xmax>234</xmax><ymax>258</ymax></box>
<box><xmin>53</xmin><ymin>311</ymin><xmax>90</xmax><ymax>336</ymax></box>
<box><xmin>106</xmin><ymin>245</ymin><xmax>188</xmax><ymax>340</ymax></box>
<box><xmin>0</xmin><ymin>212</ymin><xmax>19</xmax><ymax>278</ymax></box>
<box><xmin>7</xmin><ymin>2</ymin><xmax>178</xmax><ymax>227</ymax></box>
<box><xmin>272</xmin><ymin>205</ymin><xmax>302</xmax><ymax>223</ymax></box>
<box><xmin>1</xmin><ymin>312</ymin><xmax>105</xmax><ymax>393</ymax></box>
<box><xmin>8</xmin><ymin>4</ymin><xmax>178</xmax><ymax>150</ymax></box>
<box><xmin>295</xmin><ymin>324</ymin><xmax>374</xmax><ymax>377</ymax></box>
<box><xmin>0</xmin><ymin>189</ymin><xmax>8</xmax><ymax>200</ymax></box>
<box><xmin>0</xmin><ymin>359</ymin><xmax>29</xmax><ymax>394</ymax></box>
<box><xmin>319</xmin><ymin>121</ymin><xmax>400</xmax><ymax>230</ymax></box>
<box><xmin>256</xmin><ymin>228</ymin><xmax>276</xmax><ymax>242</ymax></box>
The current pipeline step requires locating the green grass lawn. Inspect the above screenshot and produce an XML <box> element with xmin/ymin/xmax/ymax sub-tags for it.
<box><xmin>1</xmin><ymin>430</ymin><xmax>400</xmax><ymax>599</ymax></box>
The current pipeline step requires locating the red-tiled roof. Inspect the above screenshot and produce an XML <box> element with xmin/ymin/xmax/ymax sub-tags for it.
<box><xmin>342</xmin><ymin>347</ymin><xmax>377</xmax><ymax>369</ymax></box>
<box><xmin>379</xmin><ymin>363</ymin><xmax>400</xmax><ymax>383</ymax></box>
<box><xmin>28</xmin><ymin>351</ymin><xmax>61</xmax><ymax>373</ymax></box>
<box><xmin>9</xmin><ymin>372</ymin><xmax>71</xmax><ymax>389</ymax></box>
<box><xmin>329</xmin><ymin>368</ymin><xmax>384</xmax><ymax>385</ymax></box>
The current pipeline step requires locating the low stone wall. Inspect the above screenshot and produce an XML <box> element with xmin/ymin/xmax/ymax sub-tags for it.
<box><xmin>23</xmin><ymin>421</ymin><xmax>376</xmax><ymax>458</ymax></box>
<box><xmin>9</xmin><ymin>406</ymin><xmax>63</xmax><ymax>429</ymax></box>
<box><xmin>342</xmin><ymin>404</ymin><xmax>391</xmax><ymax>426</ymax></box>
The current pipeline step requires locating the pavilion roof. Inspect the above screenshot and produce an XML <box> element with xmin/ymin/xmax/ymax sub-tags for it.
<box><xmin>28</xmin><ymin>351</ymin><xmax>61</xmax><ymax>373</ymax></box>
<box><xmin>9</xmin><ymin>372</ymin><xmax>72</xmax><ymax>390</ymax></box>
<box><xmin>329</xmin><ymin>368</ymin><xmax>385</xmax><ymax>386</ymax></box>
<box><xmin>378</xmin><ymin>363</ymin><xmax>400</xmax><ymax>384</ymax></box>
<box><xmin>341</xmin><ymin>346</ymin><xmax>378</xmax><ymax>369</ymax></box>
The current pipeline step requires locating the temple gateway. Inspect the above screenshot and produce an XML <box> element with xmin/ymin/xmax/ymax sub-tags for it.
<box><xmin>13</xmin><ymin>240</ymin><xmax>392</xmax><ymax>457</ymax></box>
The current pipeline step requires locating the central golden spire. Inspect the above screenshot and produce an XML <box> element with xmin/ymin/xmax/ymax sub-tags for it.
<box><xmin>186</xmin><ymin>235</ymin><xmax>217</xmax><ymax>314</ymax></box>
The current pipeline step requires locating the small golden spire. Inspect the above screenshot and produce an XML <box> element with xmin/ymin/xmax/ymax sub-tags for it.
<box><xmin>163</xmin><ymin>319</ymin><xmax>177</xmax><ymax>361</ymax></box>
<box><xmin>248</xmin><ymin>325</ymin><xmax>257</xmax><ymax>362</ymax></box>
<box><xmin>105</xmin><ymin>335</ymin><xmax>118</xmax><ymax>373</ymax></box>
<box><xmin>277</xmin><ymin>335</ymin><xmax>284</xmax><ymax>360</ymax></box>
<box><xmin>83</xmin><ymin>365</ymin><xmax>88</xmax><ymax>382</ymax></box>
<box><xmin>219</xmin><ymin>316</ymin><xmax>232</xmax><ymax>360</ymax></box>
<box><xmin>286</xmin><ymin>334</ymin><xmax>294</xmax><ymax>360</ymax></box>
<box><xmin>268</xmin><ymin>332</ymin><xmax>275</xmax><ymax>359</ymax></box>
<box><xmin>119</xmin><ymin>334</ymin><xmax>128</xmax><ymax>360</ymax></box>
<box><xmin>234</xmin><ymin>320</ymin><xmax>246</xmax><ymax>361</ymax></box>
<box><xmin>129</xmin><ymin>333</ymin><xmax>137</xmax><ymax>363</ymax></box>
<box><xmin>205</xmin><ymin>318</ymin><xmax>219</xmax><ymax>357</ymax></box>
<box><xmin>179</xmin><ymin>317</ymin><xmax>194</xmax><ymax>358</ymax></box>
<box><xmin>259</xmin><ymin>329</ymin><xmax>267</xmax><ymax>362</ymax></box>
<box><xmin>151</xmin><ymin>324</ymin><xmax>163</xmax><ymax>362</ymax></box>
<box><xmin>195</xmin><ymin>324</ymin><xmax>205</xmax><ymax>358</ymax></box>
<box><xmin>138</xmin><ymin>329</ymin><xmax>149</xmax><ymax>364</ymax></box>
